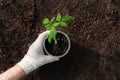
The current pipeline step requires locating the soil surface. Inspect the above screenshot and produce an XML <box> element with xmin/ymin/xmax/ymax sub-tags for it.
<box><xmin>0</xmin><ymin>0</ymin><xmax>120</xmax><ymax>80</ymax></box>
<box><xmin>45</xmin><ymin>32</ymin><xmax>69</xmax><ymax>56</ymax></box>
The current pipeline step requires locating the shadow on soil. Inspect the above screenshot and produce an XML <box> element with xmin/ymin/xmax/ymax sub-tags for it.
<box><xmin>33</xmin><ymin>40</ymin><xmax>100</xmax><ymax>80</ymax></box>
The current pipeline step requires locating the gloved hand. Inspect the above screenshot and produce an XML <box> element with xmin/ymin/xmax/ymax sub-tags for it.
<box><xmin>17</xmin><ymin>31</ymin><xmax>59</xmax><ymax>74</ymax></box>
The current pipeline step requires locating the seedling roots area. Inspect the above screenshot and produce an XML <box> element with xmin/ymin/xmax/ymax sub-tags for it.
<box><xmin>45</xmin><ymin>33</ymin><xmax>68</xmax><ymax>56</ymax></box>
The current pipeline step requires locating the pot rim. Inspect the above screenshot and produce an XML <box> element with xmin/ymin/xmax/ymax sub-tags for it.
<box><xmin>43</xmin><ymin>31</ymin><xmax>71</xmax><ymax>58</ymax></box>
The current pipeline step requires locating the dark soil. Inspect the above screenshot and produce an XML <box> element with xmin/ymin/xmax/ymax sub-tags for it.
<box><xmin>0</xmin><ymin>0</ymin><xmax>120</xmax><ymax>80</ymax></box>
<box><xmin>44</xmin><ymin>32</ymin><xmax>69</xmax><ymax>56</ymax></box>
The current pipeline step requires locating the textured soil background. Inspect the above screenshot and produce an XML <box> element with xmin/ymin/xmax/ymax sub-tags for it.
<box><xmin>0</xmin><ymin>0</ymin><xmax>120</xmax><ymax>80</ymax></box>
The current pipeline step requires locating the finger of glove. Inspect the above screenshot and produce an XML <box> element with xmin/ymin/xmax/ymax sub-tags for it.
<box><xmin>44</xmin><ymin>55</ymin><xmax>59</xmax><ymax>64</ymax></box>
<box><xmin>27</xmin><ymin>31</ymin><xmax>50</xmax><ymax>56</ymax></box>
<box><xmin>34</xmin><ymin>31</ymin><xmax>50</xmax><ymax>44</ymax></box>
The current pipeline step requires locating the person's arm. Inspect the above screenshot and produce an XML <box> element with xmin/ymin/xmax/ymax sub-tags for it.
<box><xmin>0</xmin><ymin>64</ymin><xmax>25</xmax><ymax>80</ymax></box>
<box><xmin>0</xmin><ymin>31</ymin><xmax>59</xmax><ymax>80</ymax></box>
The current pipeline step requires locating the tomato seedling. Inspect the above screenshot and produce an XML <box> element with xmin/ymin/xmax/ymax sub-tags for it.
<box><xmin>42</xmin><ymin>13</ymin><xmax>74</xmax><ymax>44</ymax></box>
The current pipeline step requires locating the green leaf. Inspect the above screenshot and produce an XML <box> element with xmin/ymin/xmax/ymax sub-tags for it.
<box><xmin>50</xmin><ymin>17</ymin><xmax>55</xmax><ymax>23</ymax></box>
<box><xmin>47</xmin><ymin>27</ymin><xmax>57</xmax><ymax>43</ymax></box>
<box><xmin>51</xmin><ymin>27</ymin><xmax>57</xmax><ymax>39</ymax></box>
<box><xmin>56</xmin><ymin>13</ymin><xmax>61</xmax><ymax>21</ymax></box>
<box><xmin>48</xmin><ymin>34</ymin><xmax>52</xmax><ymax>43</ymax></box>
<box><xmin>53</xmin><ymin>22</ymin><xmax>59</xmax><ymax>27</ymax></box>
<box><xmin>60</xmin><ymin>22</ymin><xmax>68</xmax><ymax>27</ymax></box>
<box><xmin>45</xmin><ymin>24</ymin><xmax>51</xmax><ymax>30</ymax></box>
<box><xmin>42</xmin><ymin>18</ymin><xmax>49</xmax><ymax>25</ymax></box>
<box><xmin>62</xmin><ymin>15</ymin><xmax>74</xmax><ymax>21</ymax></box>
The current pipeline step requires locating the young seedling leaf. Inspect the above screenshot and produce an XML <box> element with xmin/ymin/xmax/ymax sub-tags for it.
<box><xmin>51</xmin><ymin>27</ymin><xmax>57</xmax><ymax>39</ymax></box>
<box><xmin>60</xmin><ymin>22</ymin><xmax>68</xmax><ymax>27</ymax></box>
<box><xmin>45</xmin><ymin>24</ymin><xmax>51</xmax><ymax>30</ymax></box>
<box><xmin>50</xmin><ymin>17</ymin><xmax>55</xmax><ymax>23</ymax></box>
<box><xmin>62</xmin><ymin>15</ymin><xmax>74</xmax><ymax>21</ymax></box>
<box><xmin>53</xmin><ymin>22</ymin><xmax>59</xmax><ymax>27</ymax></box>
<box><xmin>56</xmin><ymin>13</ymin><xmax>61</xmax><ymax>21</ymax></box>
<box><xmin>50</xmin><ymin>27</ymin><xmax>57</xmax><ymax>43</ymax></box>
<box><xmin>43</xmin><ymin>18</ymin><xmax>49</xmax><ymax>25</ymax></box>
<box><xmin>48</xmin><ymin>34</ymin><xmax>52</xmax><ymax>43</ymax></box>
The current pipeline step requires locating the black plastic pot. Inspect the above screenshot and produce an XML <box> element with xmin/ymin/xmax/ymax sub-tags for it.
<box><xmin>43</xmin><ymin>31</ymin><xmax>71</xmax><ymax>58</ymax></box>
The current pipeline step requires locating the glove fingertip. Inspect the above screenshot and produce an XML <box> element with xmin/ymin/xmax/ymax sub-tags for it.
<box><xmin>53</xmin><ymin>57</ymin><xmax>60</xmax><ymax>61</ymax></box>
<box><xmin>47</xmin><ymin>55</ymin><xmax>60</xmax><ymax>62</ymax></box>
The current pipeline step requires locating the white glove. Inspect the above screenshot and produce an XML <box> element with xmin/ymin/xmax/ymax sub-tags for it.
<box><xmin>17</xmin><ymin>31</ymin><xmax>59</xmax><ymax>74</ymax></box>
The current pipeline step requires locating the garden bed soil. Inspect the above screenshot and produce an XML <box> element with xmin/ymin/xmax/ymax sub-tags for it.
<box><xmin>0</xmin><ymin>0</ymin><xmax>120</xmax><ymax>80</ymax></box>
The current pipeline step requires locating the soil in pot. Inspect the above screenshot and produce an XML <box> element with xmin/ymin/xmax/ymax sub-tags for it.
<box><xmin>44</xmin><ymin>32</ymin><xmax>69</xmax><ymax>56</ymax></box>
